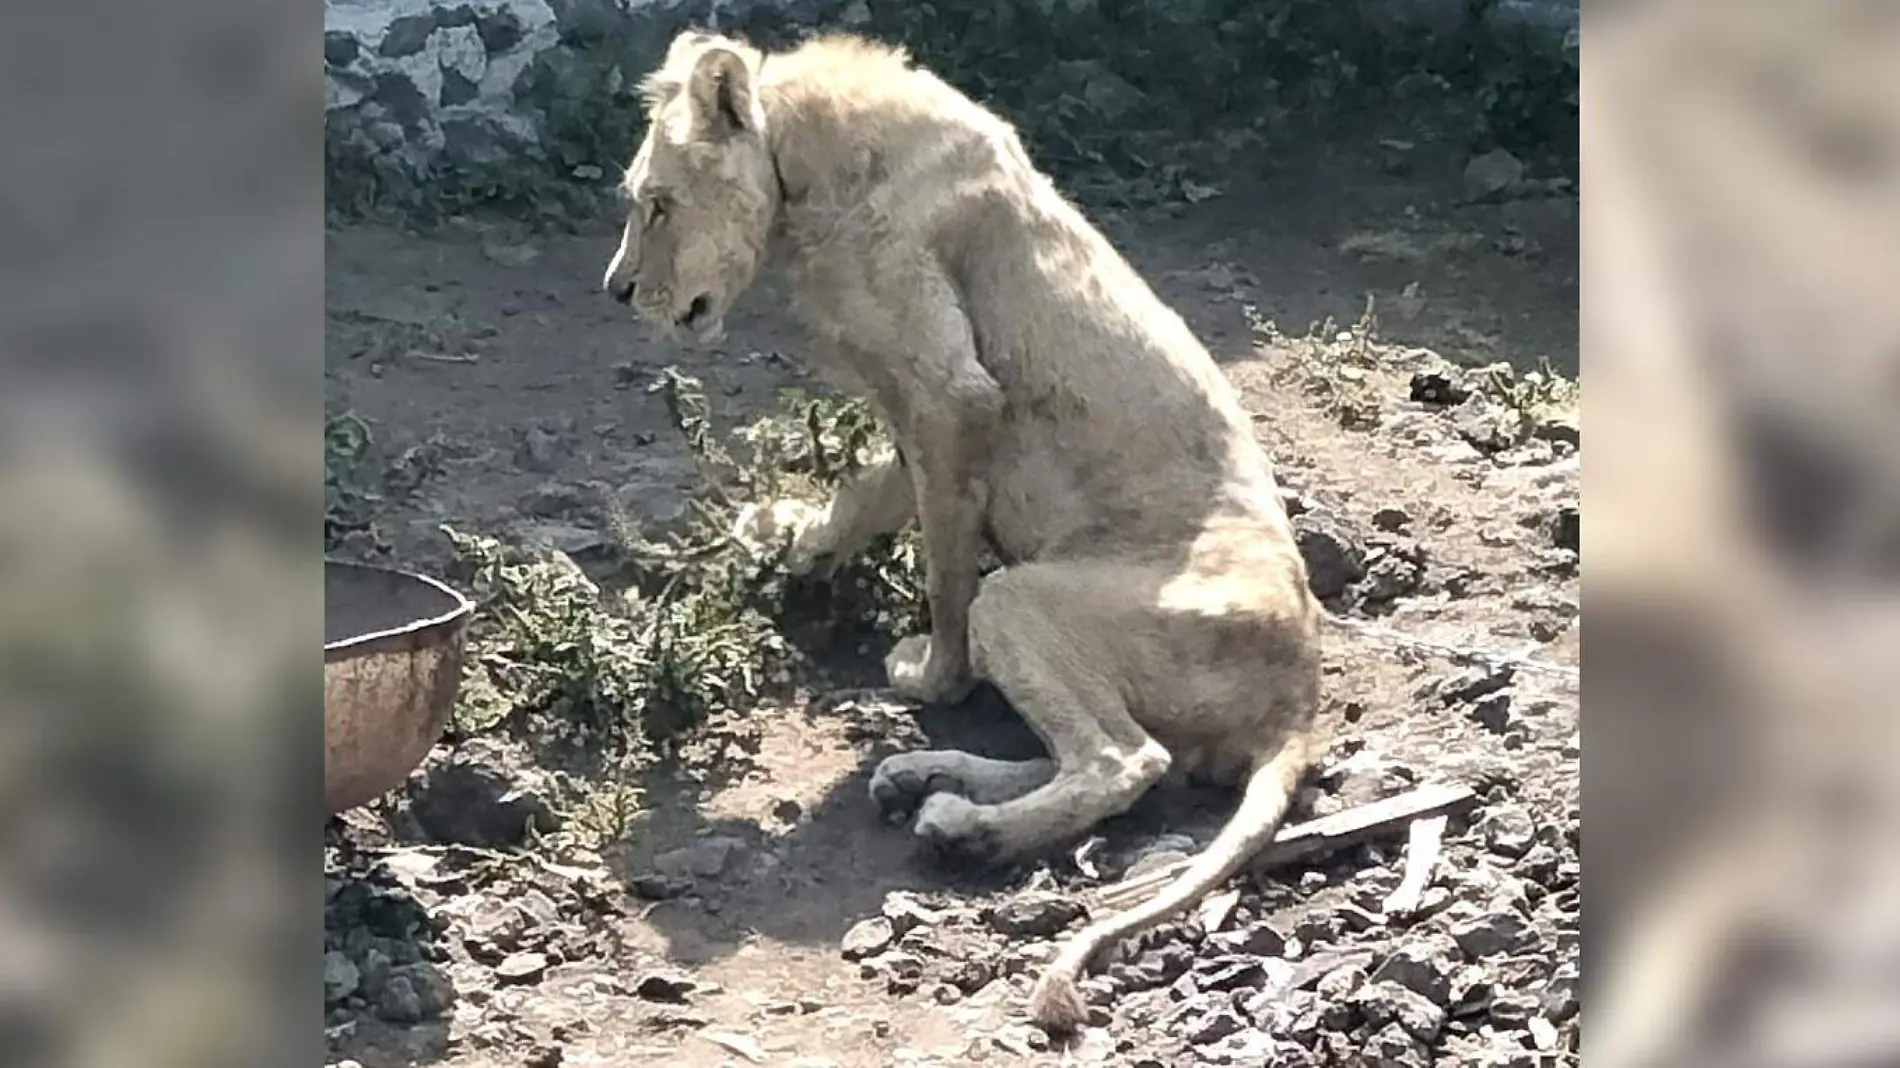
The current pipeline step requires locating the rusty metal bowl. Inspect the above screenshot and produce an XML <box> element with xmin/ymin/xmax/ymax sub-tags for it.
<box><xmin>325</xmin><ymin>560</ymin><xmax>476</xmax><ymax>814</ymax></box>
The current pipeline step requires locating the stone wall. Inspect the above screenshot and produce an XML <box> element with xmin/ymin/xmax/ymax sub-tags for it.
<box><xmin>324</xmin><ymin>0</ymin><xmax>1576</xmax><ymax>217</ymax></box>
<box><xmin>324</xmin><ymin>0</ymin><xmax>558</xmax><ymax>180</ymax></box>
<box><xmin>324</xmin><ymin>0</ymin><xmax>843</xmax><ymax>214</ymax></box>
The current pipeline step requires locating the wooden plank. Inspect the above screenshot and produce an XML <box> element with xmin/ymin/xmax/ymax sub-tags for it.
<box><xmin>1092</xmin><ymin>781</ymin><xmax>1480</xmax><ymax>910</ymax></box>
<box><xmin>1382</xmin><ymin>813</ymin><xmax>1450</xmax><ymax>917</ymax></box>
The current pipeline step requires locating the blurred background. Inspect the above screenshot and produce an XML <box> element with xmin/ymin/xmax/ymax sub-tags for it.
<box><xmin>0</xmin><ymin>0</ymin><xmax>320</xmax><ymax>1065</ymax></box>
<box><xmin>1586</xmin><ymin>4</ymin><xmax>1900</xmax><ymax>1066</ymax></box>
<box><xmin>0</xmin><ymin>0</ymin><xmax>1894</xmax><ymax>1064</ymax></box>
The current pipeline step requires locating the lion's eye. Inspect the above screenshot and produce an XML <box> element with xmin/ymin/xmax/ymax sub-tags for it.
<box><xmin>647</xmin><ymin>198</ymin><xmax>668</xmax><ymax>224</ymax></box>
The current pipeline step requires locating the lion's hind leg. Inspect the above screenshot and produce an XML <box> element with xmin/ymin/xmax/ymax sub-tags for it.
<box><xmin>869</xmin><ymin>750</ymin><xmax>1055</xmax><ymax>822</ymax></box>
<box><xmin>906</xmin><ymin>562</ymin><xmax>1173</xmax><ymax>865</ymax></box>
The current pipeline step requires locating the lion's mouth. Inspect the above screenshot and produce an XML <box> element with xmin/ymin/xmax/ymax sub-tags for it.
<box><xmin>676</xmin><ymin>294</ymin><xmax>712</xmax><ymax>330</ymax></box>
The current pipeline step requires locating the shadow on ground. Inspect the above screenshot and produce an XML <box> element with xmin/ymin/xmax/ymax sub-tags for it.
<box><xmin>608</xmin><ymin>652</ymin><xmax>1246</xmax><ymax>969</ymax></box>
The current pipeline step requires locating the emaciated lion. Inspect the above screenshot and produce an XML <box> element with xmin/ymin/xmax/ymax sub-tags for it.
<box><xmin>600</xmin><ymin>30</ymin><xmax>1330</xmax><ymax>1034</ymax></box>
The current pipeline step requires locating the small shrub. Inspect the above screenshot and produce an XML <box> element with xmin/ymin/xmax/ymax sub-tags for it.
<box><xmin>1477</xmin><ymin>357</ymin><xmax>1578</xmax><ymax>423</ymax></box>
<box><xmin>628</xmin><ymin>368</ymin><xmax>929</xmax><ymax>641</ymax></box>
<box><xmin>1249</xmin><ymin>295</ymin><xmax>1387</xmax><ymax>430</ymax></box>
<box><xmin>325</xmin><ymin>411</ymin><xmax>384</xmax><ymax>555</ymax></box>
<box><xmin>435</xmin><ymin>374</ymin><xmax>929</xmax><ymax>837</ymax></box>
<box><xmin>442</xmin><ymin>522</ymin><xmax>787</xmax><ymax>754</ymax></box>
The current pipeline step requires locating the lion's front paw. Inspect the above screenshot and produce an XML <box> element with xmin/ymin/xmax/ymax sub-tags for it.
<box><xmin>783</xmin><ymin>522</ymin><xmax>842</xmax><ymax>578</ymax></box>
<box><xmin>885</xmin><ymin>635</ymin><xmax>975</xmax><ymax>704</ymax></box>
<box><xmin>883</xmin><ymin>635</ymin><xmax>934</xmax><ymax>697</ymax></box>
<box><xmin>913</xmin><ymin>793</ymin><xmax>1007</xmax><ymax>866</ymax></box>
<box><xmin>730</xmin><ymin>498</ymin><xmax>829</xmax><ymax>573</ymax></box>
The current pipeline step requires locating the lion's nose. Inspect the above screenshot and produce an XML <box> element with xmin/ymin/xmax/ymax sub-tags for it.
<box><xmin>607</xmin><ymin>277</ymin><xmax>636</xmax><ymax>305</ymax></box>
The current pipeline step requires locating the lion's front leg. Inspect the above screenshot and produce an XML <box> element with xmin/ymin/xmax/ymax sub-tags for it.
<box><xmin>886</xmin><ymin>425</ymin><xmax>990</xmax><ymax>705</ymax></box>
<box><xmin>820</xmin><ymin>256</ymin><xmax>1003</xmax><ymax>704</ymax></box>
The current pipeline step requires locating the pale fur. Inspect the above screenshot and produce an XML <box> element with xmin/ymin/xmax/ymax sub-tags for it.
<box><xmin>603</xmin><ymin>32</ymin><xmax>1329</xmax><ymax>1035</ymax></box>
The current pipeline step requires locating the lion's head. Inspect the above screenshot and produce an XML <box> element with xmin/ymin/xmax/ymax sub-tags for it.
<box><xmin>602</xmin><ymin>33</ymin><xmax>777</xmax><ymax>342</ymax></box>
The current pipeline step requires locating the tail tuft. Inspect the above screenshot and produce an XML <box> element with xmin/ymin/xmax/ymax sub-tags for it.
<box><xmin>1027</xmin><ymin>942</ymin><xmax>1094</xmax><ymax>1035</ymax></box>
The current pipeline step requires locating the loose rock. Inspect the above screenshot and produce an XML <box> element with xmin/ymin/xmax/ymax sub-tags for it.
<box><xmin>1464</xmin><ymin>148</ymin><xmax>1526</xmax><ymax>201</ymax></box>
<box><xmin>1369</xmin><ymin>940</ymin><xmax>1455</xmax><ymax>1008</ymax></box>
<box><xmin>629</xmin><ymin>873</ymin><xmax>691</xmax><ymax>900</ymax></box>
<box><xmin>522</xmin><ymin>480</ymin><xmax>589</xmax><ymax>518</ymax></box>
<box><xmin>1488</xmin><ymin>990</ymin><xmax>1537</xmax><ymax>1028</ymax></box>
<box><xmin>1482</xmin><ymin>807</ymin><xmax>1538</xmax><ymax>859</ymax></box>
<box><xmin>1184</xmin><ymin>1004</ymin><xmax>1247</xmax><ymax>1046</ymax></box>
<box><xmin>634</xmin><ymin>970</ymin><xmax>698</xmax><ymax>1003</ymax></box>
<box><xmin>1207</xmin><ymin>921</ymin><xmax>1286</xmax><ymax>958</ymax></box>
<box><xmin>356</xmin><ymin>947</ymin><xmax>392</xmax><ymax>1002</ymax></box>
<box><xmin>1124</xmin><ymin>833</ymin><xmax>1198</xmax><ymax>880</ymax></box>
<box><xmin>1409</xmin><ymin>363</ymin><xmax>1473</xmax><ymax>407</ymax></box>
<box><xmin>1292</xmin><ymin>912</ymin><xmax>1337</xmax><ymax>948</ymax></box>
<box><xmin>462</xmin><ymin>899</ymin><xmax>528</xmax><ymax>961</ymax></box>
<box><xmin>378</xmin><ymin>963</ymin><xmax>455</xmax><ymax>1022</ymax></box>
<box><xmin>377</xmin><ymin>14</ymin><xmax>436</xmax><ymax>58</ymax></box>
<box><xmin>1428</xmin><ymin>665</ymin><xmax>1515</xmax><ymax>706</ymax></box>
<box><xmin>1195</xmin><ymin>1027</ymin><xmax>1277</xmax><ymax>1065</ymax></box>
<box><xmin>1372</xmin><ymin>506</ymin><xmax>1411</xmax><ymax>532</ymax></box>
<box><xmin>494</xmin><ymin>951</ymin><xmax>549</xmax><ymax>986</ymax></box>
<box><xmin>1365</xmin><ymin>1020</ymin><xmax>1433</xmax><ymax>1067</ymax></box>
<box><xmin>985</xmin><ymin>894</ymin><xmax>1082</xmax><ymax>939</ymax></box>
<box><xmin>1460</xmin><ymin>861</ymin><xmax>1535</xmax><ymax>915</ymax></box>
<box><xmin>1001</xmin><ymin>940</ymin><xmax>1058</xmax><ymax>976</ymax></box>
<box><xmin>519</xmin><ymin>424</ymin><xmax>570</xmax><ymax>473</ymax></box>
<box><xmin>1293</xmin><ymin>512</ymin><xmax>1368</xmax><ymax>600</ymax></box>
<box><xmin>324</xmin><ymin>32</ymin><xmax>361</xmax><ymax>66</ymax></box>
<box><xmin>1517</xmin><ymin>842</ymin><xmax>1565</xmax><ymax>890</ymax></box>
<box><xmin>1113</xmin><ymin>942</ymin><xmax>1193</xmax><ymax>992</ymax></box>
<box><xmin>865</xmin><ymin>950</ymin><xmax>925</xmax><ymax>994</ymax></box>
<box><xmin>1352</xmin><ymin>981</ymin><xmax>1448</xmax><ymax>1042</ymax></box>
<box><xmin>1532</xmin><ymin>414</ymin><xmax>1580</xmax><ymax>448</ymax></box>
<box><xmin>947</xmin><ymin>958</ymin><xmax>994</xmax><ymax>994</ymax></box>
<box><xmin>1451</xmin><ymin>394</ymin><xmax>1521</xmax><ymax>454</ymax></box>
<box><xmin>1271</xmin><ymin>992</ymin><xmax>1331</xmax><ymax>1049</ymax></box>
<box><xmin>408</xmin><ymin>750</ymin><xmax>558</xmax><ymax>848</ymax></box>
<box><xmin>1550</xmin><ymin>504</ymin><xmax>1579</xmax><ymax>552</ymax></box>
<box><xmin>881</xmin><ymin>891</ymin><xmax>944</xmax><ymax>933</ymax></box>
<box><xmin>1542</xmin><ymin>962</ymin><xmax>1580</xmax><ymax>1023</ymax></box>
<box><xmin>1468</xmin><ymin>693</ymin><xmax>1517</xmax><ymax>735</ymax></box>
<box><xmin>1361</xmin><ymin>540</ymin><xmax>1426</xmax><ymax>603</ymax></box>
<box><xmin>1314</xmin><ymin>960</ymin><xmax>1368</xmax><ymax>1002</ymax></box>
<box><xmin>1450</xmin><ymin>911</ymin><xmax>1541</xmax><ymax>958</ymax></box>
<box><xmin>1197</xmin><ymin>956</ymin><xmax>1273</xmax><ymax>993</ymax></box>
<box><xmin>652</xmin><ymin>836</ymin><xmax>748</xmax><ymax>881</ymax></box>
<box><xmin>324</xmin><ymin>950</ymin><xmax>362</xmax><ymax>1005</ymax></box>
<box><xmin>1334</xmin><ymin>902</ymin><xmax>1384</xmax><ymax>933</ymax></box>
<box><xmin>841</xmin><ymin>916</ymin><xmax>897</xmax><ymax>961</ymax></box>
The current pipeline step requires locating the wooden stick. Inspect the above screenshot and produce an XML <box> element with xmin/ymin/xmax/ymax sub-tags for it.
<box><xmin>1092</xmin><ymin>781</ymin><xmax>1479</xmax><ymax>910</ymax></box>
<box><xmin>1382</xmin><ymin>813</ymin><xmax>1449</xmax><ymax>917</ymax></box>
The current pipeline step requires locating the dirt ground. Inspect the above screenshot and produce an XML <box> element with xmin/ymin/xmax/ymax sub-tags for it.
<box><xmin>323</xmin><ymin>134</ymin><xmax>1578</xmax><ymax>1068</ymax></box>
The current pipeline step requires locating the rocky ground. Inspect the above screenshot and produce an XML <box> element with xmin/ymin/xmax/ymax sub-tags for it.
<box><xmin>323</xmin><ymin>134</ymin><xmax>1578</xmax><ymax>1067</ymax></box>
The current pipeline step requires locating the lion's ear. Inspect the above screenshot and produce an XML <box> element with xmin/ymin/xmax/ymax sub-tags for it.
<box><xmin>686</xmin><ymin>46</ymin><xmax>760</xmax><ymax>139</ymax></box>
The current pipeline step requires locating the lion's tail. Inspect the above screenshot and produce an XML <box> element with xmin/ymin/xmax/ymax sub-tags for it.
<box><xmin>1027</xmin><ymin>738</ymin><xmax>1312</xmax><ymax>1035</ymax></box>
